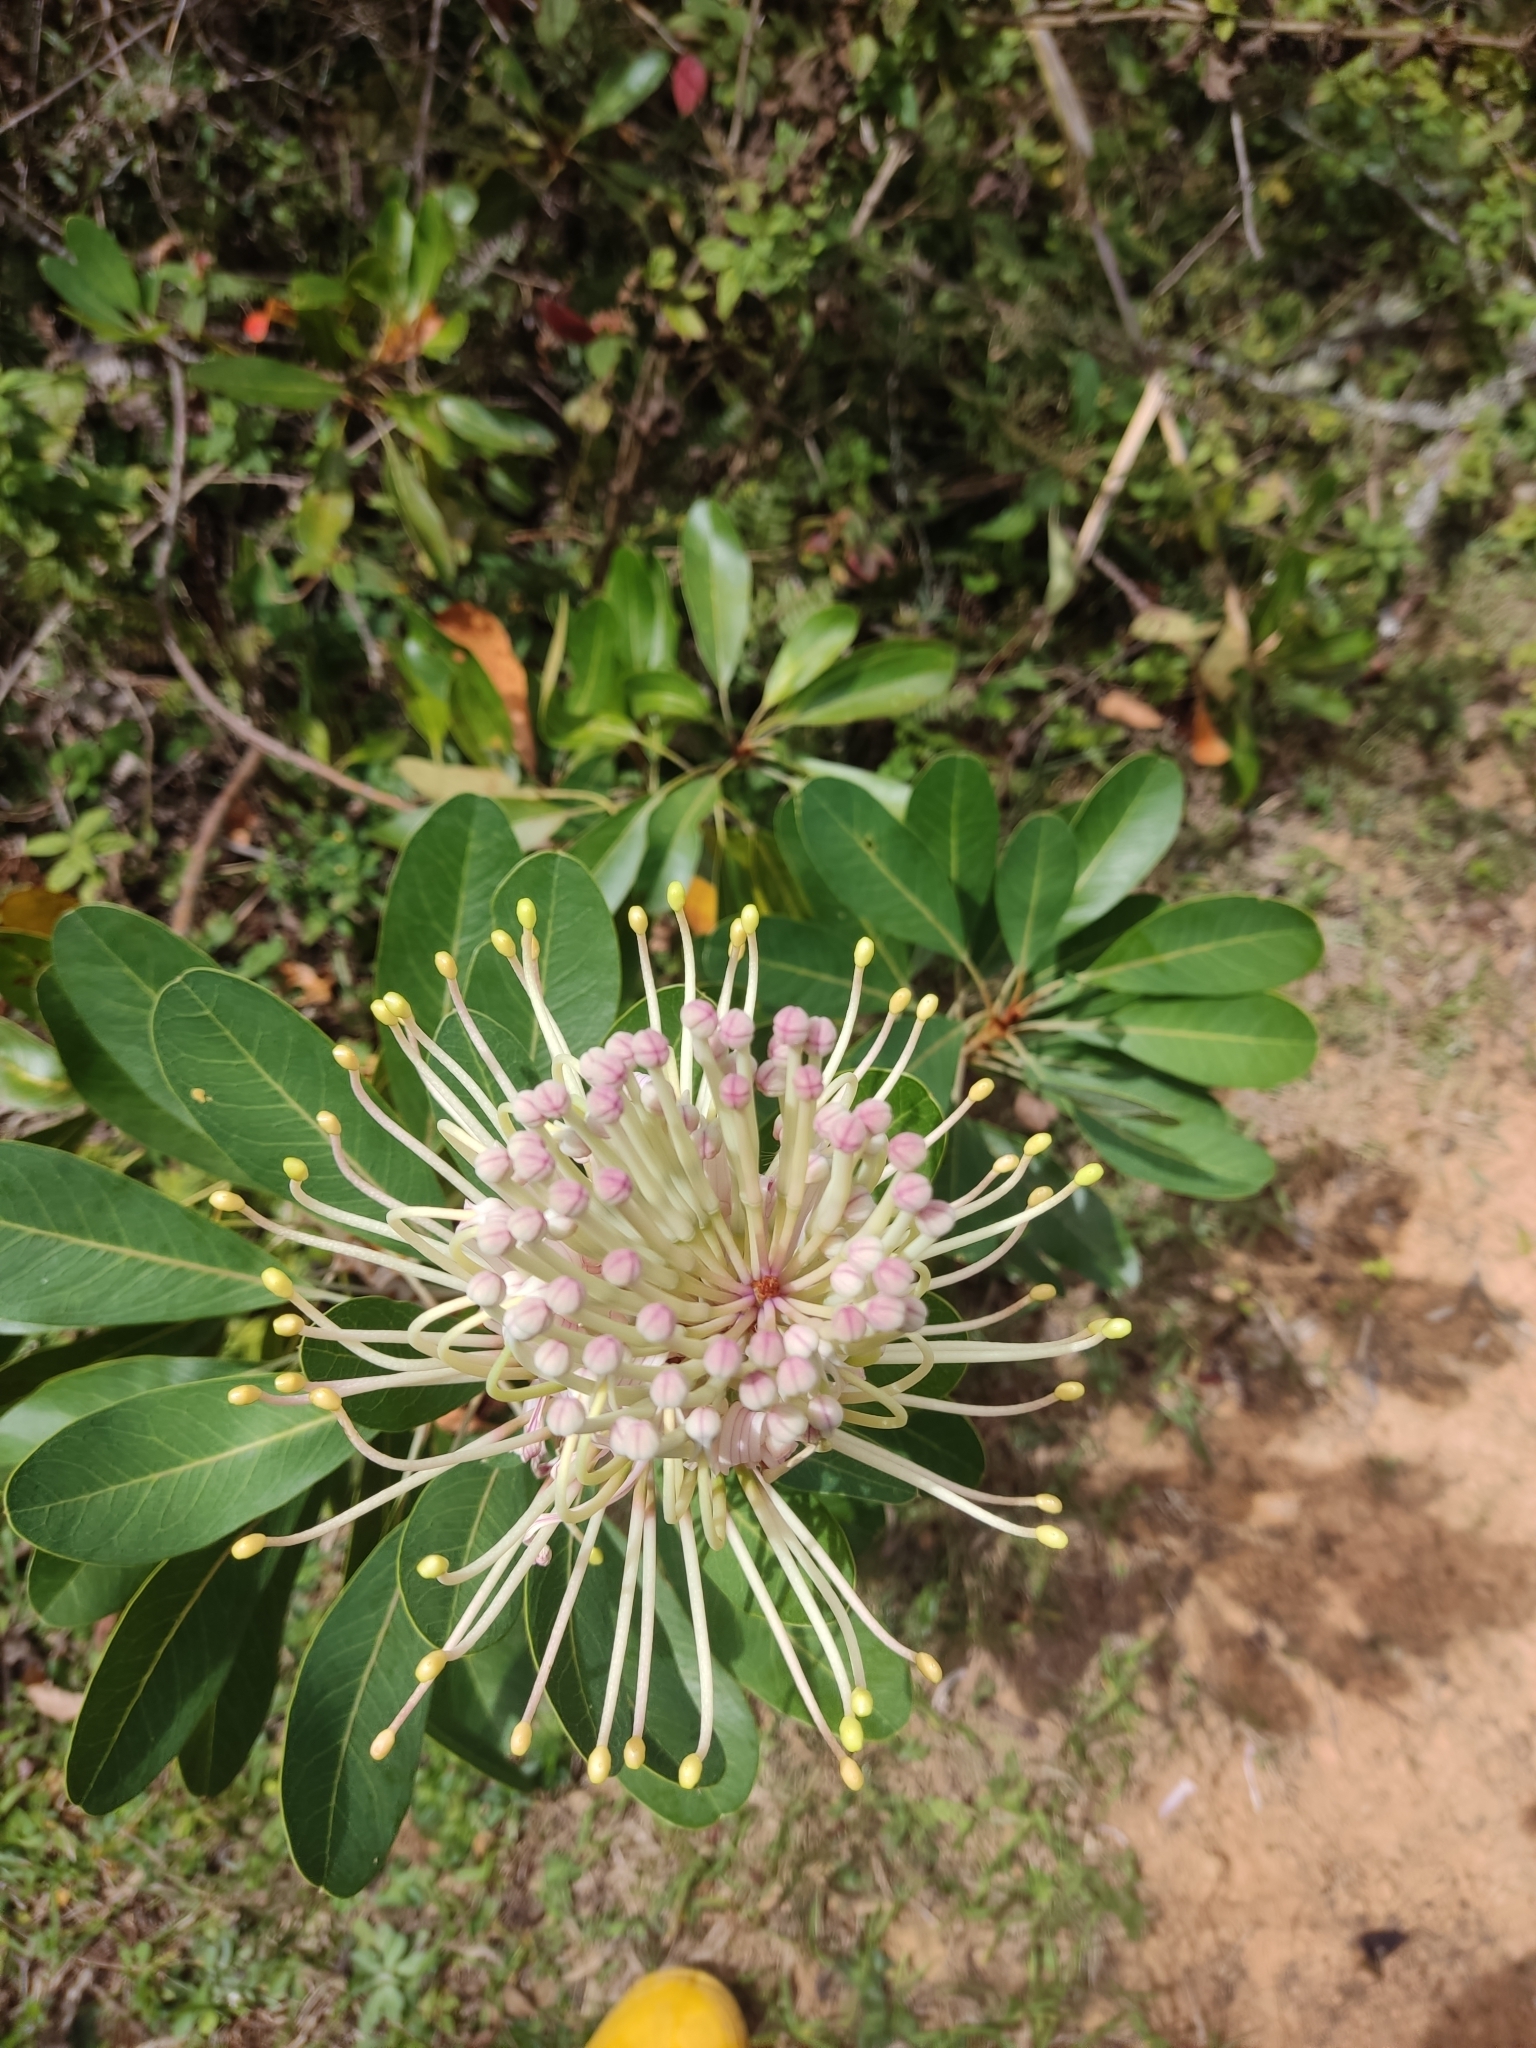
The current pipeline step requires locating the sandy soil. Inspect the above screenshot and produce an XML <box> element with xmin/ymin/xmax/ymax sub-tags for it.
<box><xmin>1080</xmin><ymin>758</ymin><xmax>1536</xmax><ymax>2046</ymax></box>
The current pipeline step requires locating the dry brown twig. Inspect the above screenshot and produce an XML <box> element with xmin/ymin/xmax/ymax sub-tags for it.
<box><xmin>169</xmin><ymin>743</ymin><xmax>263</xmax><ymax>936</ymax></box>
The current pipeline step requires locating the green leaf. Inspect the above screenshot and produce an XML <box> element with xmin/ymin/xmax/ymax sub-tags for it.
<box><xmin>638</xmin><ymin>774</ymin><xmax>720</xmax><ymax>911</ymax></box>
<box><xmin>151</xmin><ymin>967</ymin><xmax>442</xmax><ymax>1213</ymax></box>
<box><xmin>1081</xmin><ymin>895</ymin><xmax>1323</xmax><ymax>996</ymax></box>
<box><xmin>1043</xmin><ymin>504</ymin><xmax>1078</xmax><ymax>615</ymax></box>
<box><xmin>0</xmin><ymin>1145</ymin><xmax>269</xmax><ymax>1329</ymax></box>
<box><xmin>604</xmin><ymin>547</ymin><xmax>679</xmax><ymax>674</ymax></box>
<box><xmin>282</xmin><ymin>1526</ymin><xmax>425</xmax><ymax>1895</ymax></box>
<box><xmin>578</xmin><ymin>48</ymin><xmax>670</xmax><ymax>136</ymax></box>
<box><xmin>67</xmin><ymin>1488</ymin><xmax>312</xmax><ymax>1814</ymax></box>
<box><xmin>291</xmin><ymin>485</ymin><xmax>354</xmax><ymax>578</ymax></box>
<box><xmin>708</xmin><ymin>917</ymin><xmax>892</xmax><ymax>1018</ymax></box>
<box><xmin>468</xmin><ymin>849</ymin><xmax>621</xmax><ymax>1062</ymax></box>
<box><xmin>1113</xmin><ymin>994</ymin><xmax>1318</xmax><ymax>1089</ymax></box>
<box><xmin>62</xmin><ymin>217</ymin><xmax>142</xmax><ymax>313</ymax></box>
<box><xmin>398</xmin><ymin>1458</ymin><xmax>538</xmax><ymax>1649</ymax></box>
<box><xmin>0</xmin><ymin>1352</ymin><xmax>231</xmax><ymax>1482</ymax></box>
<box><xmin>28</xmin><ymin>1549</ymin><xmax>148</xmax><ymax>1629</ymax></box>
<box><xmin>438</xmin><ymin>396</ymin><xmax>557</xmax><ymax>457</ymax></box>
<box><xmin>303</xmin><ymin>1298</ymin><xmax>477</xmax><ymax>1432</ymax></box>
<box><xmin>760</xmin><ymin>607</ymin><xmax>860</xmax><ymax>712</ymax></box>
<box><xmin>560</xmin><ymin>598</ymin><xmax>628</xmax><ymax>726</ymax></box>
<box><xmin>564</xmin><ymin>795</ymin><xmax>662</xmax><ymax>914</ymax></box>
<box><xmin>179</xmin><ymin>1525</ymin><xmax>307</xmax><ymax>1796</ymax></box>
<box><xmin>6</xmin><ymin>1370</ymin><xmax>348</xmax><ymax>1565</ymax></box>
<box><xmin>0</xmin><ymin>1014</ymin><xmax>80</xmax><ymax>1116</ymax></box>
<box><xmin>798</xmin><ymin>782</ymin><xmax>967</xmax><ymax>960</ymax></box>
<box><xmin>187</xmin><ymin>357</ymin><xmax>342</xmax><ymax>409</ymax></box>
<box><xmin>384</xmin><ymin>438</ymin><xmax>457</xmax><ymax>581</ymax></box>
<box><xmin>529</xmin><ymin>1520</ymin><xmax>759</xmax><ymax>1826</ymax></box>
<box><xmin>996</xmin><ymin>812</ymin><xmax>1078</xmax><ymax>974</ymax></box>
<box><xmin>628</xmin><ymin>671</ymin><xmax>713</xmax><ymax>724</ymax></box>
<box><xmin>1073</xmin><ymin>1104</ymin><xmax>1275</xmax><ymax>1199</ymax></box>
<box><xmin>406</xmin><ymin>192</ymin><xmax>457</xmax><ymax>317</ymax></box>
<box><xmin>790</xmin><ymin>639</ymin><xmax>957</xmax><ymax>727</ymax></box>
<box><xmin>1050</xmin><ymin>894</ymin><xmax>1163</xmax><ymax>977</ymax></box>
<box><xmin>426</xmin><ymin>1633</ymin><xmax>544</xmax><ymax>1786</ymax></box>
<box><xmin>680</xmin><ymin>500</ymin><xmax>751</xmax><ymax>693</ymax></box>
<box><xmin>46</xmin><ymin>905</ymin><xmax>243</xmax><ymax>1176</ymax></box>
<box><xmin>1062</xmin><ymin>755</ymin><xmax>1183</xmax><ymax>936</ymax></box>
<box><xmin>906</xmin><ymin>754</ymin><xmax>998</xmax><ymax>915</ymax></box>
<box><xmin>374</xmin><ymin>793</ymin><xmax>522</xmax><ymax>1136</ymax></box>
<box><xmin>0</xmin><ymin>930</ymin><xmax>49</xmax><ymax>1022</ymax></box>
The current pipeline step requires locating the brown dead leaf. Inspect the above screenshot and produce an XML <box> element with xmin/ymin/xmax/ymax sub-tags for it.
<box><xmin>435</xmin><ymin>602</ymin><xmax>537</xmax><ymax>774</ymax></box>
<box><xmin>1196</xmin><ymin>584</ymin><xmax>1251</xmax><ymax>702</ymax></box>
<box><xmin>1190</xmin><ymin>698</ymin><xmax>1233</xmax><ymax>767</ymax></box>
<box><xmin>25</xmin><ymin>1680</ymin><xmax>84</xmax><ymax>1723</ymax></box>
<box><xmin>376</xmin><ymin>305</ymin><xmax>446</xmax><ymax>364</ymax></box>
<box><xmin>280</xmin><ymin>959</ymin><xmax>335</xmax><ymax>1007</ymax></box>
<box><xmin>1096</xmin><ymin>687</ymin><xmax>1165</xmax><ymax>731</ymax></box>
<box><xmin>1130</xmin><ymin>606</ymin><xmax>1218</xmax><ymax>649</ymax></box>
<box><xmin>0</xmin><ymin>887</ymin><xmax>77</xmax><ymax>935</ymax></box>
<box><xmin>683</xmin><ymin>875</ymin><xmax>719</xmax><ymax>936</ymax></box>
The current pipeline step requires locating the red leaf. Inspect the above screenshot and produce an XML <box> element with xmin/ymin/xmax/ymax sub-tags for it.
<box><xmin>539</xmin><ymin>298</ymin><xmax>596</xmax><ymax>345</ymax></box>
<box><xmin>671</xmin><ymin>53</ymin><xmax>708</xmax><ymax>118</ymax></box>
<box><xmin>242</xmin><ymin>308</ymin><xmax>272</xmax><ymax>343</ymax></box>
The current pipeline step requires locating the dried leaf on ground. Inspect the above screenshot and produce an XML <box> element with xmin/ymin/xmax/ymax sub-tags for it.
<box><xmin>1097</xmin><ymin>688</ymin><xmax>1165</xmax><ymax>731</ymax></box>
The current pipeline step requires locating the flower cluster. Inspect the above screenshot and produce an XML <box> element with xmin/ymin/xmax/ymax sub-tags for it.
<box><xmin>219</xmin><ymin>891</ymin><xmax>1127</xmax><ymax>1792</ymax></box>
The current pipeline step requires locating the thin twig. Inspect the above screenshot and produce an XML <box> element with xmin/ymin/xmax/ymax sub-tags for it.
<box><xmin>0</xmin><ymin>10</ymin><xmax>170</xmax><ymax>135</ymax></box>
<box><xmin>411</xmin><ymin>0</ymin><xmax>449</xmax><ymax>205</ymax></box>
<box><xmin>1149</xmin><ymin>205</ymin><xmax>1240</xmax><ymax>301</ymax></box>
<box><xmin>1084</xmin><ymin>208</ymin><xmax>1142</xmax><ymax>345</ymax></box>
<box><xmin>162</xmin><ymin>0</ymin><xmax>187</xmax><ymax>53</ymax></box>
<box><xmin>339</xmin><ymin>589</ymin><xmax>386</xmax><ymax>684</ymax></box>
<box><xmin>1230</xmin><ymin>111</ymin><xmax>1263</xmax><ymax>261</ymax></box>
<box><xmin>170</xmin><ymin>743</ymin><xmax>262</xmax><ymax>936</ymax></box>
<box><xmin>0</xmin><ymin>599</ymin><xmax>73</xmax><ymax>709</ymax></box>
<box><xmin>1027</xmin><ymin>26</ymin><xmax>1094</xmax><ymax>159</ymax></box>
<box><xmin>159</xmin><ymin>606</ymin><xmax>411</xmax><ymax>811</ymax></box>
<box><xmin>969</xmin><ymin>10</ymin><xmax>1531</xmax><ymax>49</ymax></box>
<box><xmin>726</xmin><ymin>0</ymin><xmax>763</xmax><ymax>157</ymax></box>
<box><xmin>1073</xmin><ymin>372</ymin><xmax>1167</xmax><ymax>567</ymax></box>
<box><xmin>151</xmin><ymin>353</ymin><xmax>187</xmax><ymax>587</ymax></box>
<box><xmin>850</xmin><ymin>138</ymin><xmax>914</xmax><ymax>242</ymax></box>
<box><xmin>619</xmin><ymin>0</ymin><xmax>684</xmax><ymax>56</ymax></box>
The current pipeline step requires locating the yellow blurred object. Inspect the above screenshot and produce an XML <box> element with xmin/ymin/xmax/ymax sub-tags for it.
<box><xmin>0</xmin><ymin>887</ymin><xmax>76</xmax><ymax>935</ymax></box>
<box><xmin>584</xmin><ymin>1967</ymin><xmax>748</xmax><ymax>2048</ymax></box>
<box><xmin>681</xmin><ymin>875</ymin><xmax>719</xmax><ymax>935</ymax></box>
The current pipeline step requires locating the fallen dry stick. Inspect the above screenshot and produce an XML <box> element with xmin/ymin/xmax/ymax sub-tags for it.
<box><xmin>170</xmin><ymin>742</ymin><xmax>264</xmax><ymax>936</ymax></box>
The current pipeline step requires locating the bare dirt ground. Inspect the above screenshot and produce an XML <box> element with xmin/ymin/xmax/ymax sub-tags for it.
<box><xmin>1074</xmin><ymin>743</ymin><xmax>1536</xmax><ymax>2047</ymax></box>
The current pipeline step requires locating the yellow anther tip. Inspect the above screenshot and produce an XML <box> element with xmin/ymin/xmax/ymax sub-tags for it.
<box><xmin>309</xmin><ymin>1386</ymin><xmax>343</xmax><ymax>1412</ymax></box>
<box><xmin>739</xmin><ymin>902</ymin><xmax>760</xmax><ymax>933</ymax></box>
<box><xmin>316</xmin><ymin>1109</ymin><xmax>342</xmax><ymax>1135</ymax></box>
<box><xmin>889</xmin><ymin>987</ymin><xmax>912</xmax><ymax>1015</ymax></box>
<box><xmin>333</xmin><ymin>1045</ymin><xmax>361</xmax><ymax>1071</ymax></box>
<box><xmin>382</xmin><ymin>991</ymin><xmax>411</xmax><ymax>1021</ymax></box>
<box><xmin>589</xmin><ymin>1547</ymin><xmax>604</xmax><ymax>1567</ymax></box>
<box><xmin>914</xmin><ymin>1651</ymin><xmax>943</xmax><ymax>1685</ymax></box>
<box><xmin>627</xmin><ymin>905</ymin><xmax>648</xmax><ymax>934</ymax></box>
<box><xmin>728</xmin><ymin>919</ymin><xmax>745</xmax><ymax>947</ymax></box>
<box><xmin>227</xmin><ymin>1384</ymin><xmax>263</xmax><ymax>1406</ymax></box>
<box><xmin>1029</xmin><ymin>1283</ymin><xmax>1058</xmax><ymax>1302</ymax></box>
<box><xmin>839</xmin><ymin>1757</ymin><xmax>865</xmax><ymax>1792</ymax></box>
<box><xmin>273</xmin><ymin>1369</ymin><xmax>306</xmax><ymax>1393</ymax></box>
<box><xmin>230</xmin><ymin>1532</ymin><xmax>266</xmax><ymax>1559</ymax></box>
<box><xmin>1074</xmin><ymin>1161</ymin><xmax>1104</xmax><ymax>1186</ymax></box>
<box><xmin>491</xmin><ymin>927</ymin><xmax>517</xmax><ymax>955</ymax></box>
<box><xmin>1023</xmin><ymin>1132</ymin><xmax>1052</xmax><ymax>1156</ymax></box>
<box><xmin>677</xmin><ymin>1752</ymin><xmax>704</xmax><ymax>1790</ymax></box>
<box><xmin>1026</xmin><ymin>1186</ymin><xmax>1053</xmax><ymax>1208</ymax></box>
<box><xmin>587</xmin><ymin>1746</ymin><xmax>612</xmax><ymax>1785</ymax></box>
<box><xmin>1103</xmin><ymin>1316</ymin><xmax>1133</xmax><ymax>1340</ymax></box>
<box><xmin>416</xmin><ymin>1553</ymin><xmax>450</xmax><ymax>1580</ymax></box>
<box><xmin>516</xmin><ymin>898</ymin><xmax>538</xmax><ymax>931</ymax></box>
<box><xmin>1036</xmin><ymin>1525</ymin><xmax>1070</xmax><ymax>1551</ymax></box>
<box><xmin>854</xmin><ymin>936</ymin><xmax>875</xmax><ymax>968</ymax></box>
<box><xmin>623</xmin><ymin>1736</ymin><xmax>647</xmax><ymax>1770</ymax></box>
<box><xmin>1055</xmin><ymin>1379</ymin><xmax>1086</xmax><ymax>1401</ymax></box>
<box><xmin>434</xmin><ymin>950</ymin><xmax>457</xmax><ymax>978</ymax></box>
<box><xmin>414</xmin><ymin>1650</ymin><xmax>447</xmax><ymax>1684</ymax></box>
<box><xmin>1036</xmin><ymin>1493</ymin><xmax>1063</xmax><ymax>1514</ymax></box>
<box><xmin>272</xmin><ymin>1313</ymin><xmax>305</xmax><ymax>1339</ymax></box>
<box><xmin>666</xmin><ymin>880</ymin><xmax>687</xmax><ymax>913</ymax></box>
<box><xmin>369</xmin><ymin>1729</ymin><xmax>395</xmax><ymax>1761</ymax></box>
<box><xmin>968</xmin><ymin>1077</ymin><xmax>995</xmax><ymax>1102</ymax></box>
<box><xmin>282</xmin><ymin>1156</ymin><xmax>309</xmax><ymax>1182</ymax></box>
<box><xmin>369</xmin><ymin>998</ymin><xmax>392</xmax><ymax>1024</ymax></box>
<box><xmin>851</xmin><ymin>1686</ymin><xmax>875</xmax><ymax>1718</ymax></box>
<box><xmin>992</xmin><ymin>1154</ymin><xmax>1019</xmax><ymax>1175</ymax></box>
<box><xmin>208</xmin><ymin>1189</ymin><xmax>244</xmax><ymax>1212</ymax></box>
<box><xmin>915</xmin><ymin>992</ymin><xmax>940</xmax><ymax>1020</ymax></box>
<box><xmin>838</xmin><ymin>1714</ymin><xmax>865</xmax><ymax>1753</ymax></box>
<box><xmin>509</xmin><ymin>1721</ymin><xmax>534</xmax><ymax>1757</ymax></box>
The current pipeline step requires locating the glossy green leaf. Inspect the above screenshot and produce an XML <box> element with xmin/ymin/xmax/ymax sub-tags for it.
<box><xmin>0</xmin><ymin>1014</ymin><xmax>80</xmax><ymax>1115</ymax></box>
<box><xmin>906</xmin><ymin>754</ymin><xmax>998</xmax><ymax>914</ymax></box>
<box><xmin>1113</xmin><ymin>994</ymin><xmax>1318</xmax><ymax>1090</ymax></box>
<box><xmin>1072</xmin><ymin>1104</ymin><xmax>1275</xmax><ymax>1199</ymax></box>
<box><xmin>61</xmin><ymin>216</ymin><xmax>142</xmax><ymax>314</ymax></box>
<box><xmin>399</xmin><ymin>1458</ymin><xmax>538</xmax><ymax>1649</ymax></box>
<box><xmin>563</xmin><ymin>794</ymin><xmax>662</xmax><ymax>914</ymax></box>
<box><xmin>426</xmin><ymin>1633</ymin><xmax>545</xmax><ymax>1787</ymax></box>
<box><xmin>179</xmin><ymin>1527</ymin><xmax>307</xmax><ymax>1796</ymax></box>
<box><xmin>1050</xmin><ymin>894</ymin><xmax>1163</xmax><ymax>977</ymax></box>
<box><xmin>151</xmin><ymin>967</ymin><xmax>441</xmax><ymax>1214</ymax></box>
<box><xmin>480</xmin><ymin>850</ymin><xmax>621</xmax><ymax>1056</ymax></box>
<box><xmin>0</xmin><ymin>1352</ymin><xmax>231</xmax><ymax>1482</ymax></box>
<box><xmin>529</xmin><ymin>1520</ymin><xmax>758</xmax><ymax>1826</ymax></box>
<box><xmin>0</xmin><ymin>1145</ymin><xmax>269</xmax><ymax>1329</ymax></box>
<box><xmin>28</xmin><ymin>1549</ymin><xmax>148</xmax><ymax>1629</ymax></box>
<box><xmin>303</xmin><ymin>1298</ymin><xmax>478</xmax><ymax>1432</ymax></box>
<box><xmin>562</xmin><ymin>598</ymin><xmax>628</xmax><ymax>726</ymax></box>
<box><xmin>282</xmin><ymin>1526</ymin><xmax>425</xmax><ymax>1895</ymax></box>
<box><xmin>902</xmin><ymin>1012</ymin><xmax>966</xmax><ymax>1108</ymax></box>
<box><xmin>434</xmin><ymin>1004</ymin><xmax>541</xmax><ymax>1108</ymax></box>
<box><xmin>46</xmin><ymin>905</ymin><xmax>242</xmax><ymax>1175</ymax></box>
<box><xmin>1061</xmin><ymin>755</ymin><xmax>1183</xmax><ymax>936</ymax></box>
<box><xmin>578</xmin><ymin>48</ymin><xmax>670</xmax><ymax>136</ymax></box>
<box><xmin>711</xmin><ymin>917</ymin><xmax>893</xmax><ymax>1018</ymax></box>
<box><xmin>760</xmin><ymin>606</ymin><xmax>860</xmax><ymax>711</ymax></box>
<box><xmin>797</xmin><ymin>782</ymin><xmax>967</xmax><ymax>960</ymax></box>
<box><xmin>628</xmin><ymin>670</ymin><xmax>713</xmax><ymax>724</ymax></box>
<box><xmin>680</xmin><ymin>499</ymin><xmax>751</xmax><ymax>692</ymax></box>
<box><xmin>638</xmin><ymin>774</ymin><xmax>720</xmax><ymax>911</ymax></box>
<box><xmin>0</xmin><ymin>930</ymin><xmax>49</xmax><ymax>1022</ymax></box>
<box><xmin>384</xmin><ymin>438</ymin><xmax>456</xmax><ymax>580</ymax></box>
<box><xmin>438</xmin><ymin>395</ymin><xmax>557</xmax><ymax>456</ymax></box>
<box><xmin>996</xmin><ymin>813</ymin><xmax>1078</xmax><ymax>974</ymax></box>
<box><xmin>7</xmin><ymin>1370</ymin><xmax>349</xmax><ymax>1565</ymax></box>
<box><xmin>187</xmin><ymin>357</ymin><xmax>341</xmax><ymax>409</ymax></box>
<box><xmin>791</xmin><ymin>639</ymin><xmax>957</xmax><ymax>726</ymax></box>
<box><xmin>605</xmin><ymin>547</ymin><xmax>679</xmax><ymax>674</ymax></box>
<box><xmin>1082</xmin><ymin>895</ymin><xmax>1323</xmax><ymax>996</ymax></box>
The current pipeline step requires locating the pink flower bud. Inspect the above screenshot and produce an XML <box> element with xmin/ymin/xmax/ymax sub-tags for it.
<box><xmin>605</xmin><ymin>1031</ymin><xmax>637</xmax><ymax>1066</ymax></box>
<box><xmin>584</xmin><ymin>1084</ymin><xmax>624</xmax><ymax>1128</ymax></box>
<box><xmin>782</xmin><ymin>1322</ymin><xmax>818</xmax><ymax>1358</ymax></box>
<box><xmin>546</xmin><ymin>1394</ymin><xmax>586</xmax><ymax>1436</ymax></box>
<box><xmin>509</xmin><ymin>1207</ymin><xmax>546</xmax><ymax>1246</ymax></box>
<box><xmin>534</xmin><ymin>1338</ymin><xmax>570</xmax><ymax>1376</ymax></box>
<box><xmin>829</xmin><ymin>1304</ymin><xmax>867</xmax><ymax>1344</ymax></box>
<box><xmin>873</xmin><ymin>1256</ymin><xmax>915</xmax><ymax>1297</ymax></box>
<box><xmin>632</xmin><ymin>1028</ymin><xmax>670</xmax><ymax>1069</ymax></box>
<box><xmin>651</xmin><ymin>1365</ymin><xmax>688</xmax><ymax>1407</ymax></box>
<box><xmin>777</xmin><ymin>1354</ymin><xmax>818</xmax><ymax>1399</ymax></box>
<box><xmin>594</xmin><ymin>1166</ymin><xmax>633</xmax><ymax>1204</ymax></box>
<box><xmin>609</xmin><ymin>1414</ymin><xmax>660</xmax><ymax>1462</ymax></box>
<box><xmin>475</xmin><ymin>1146</ymin><xmax>510</xmax><ymax>1183</ymax></box>
<box><xmin>703</xmin><ymin>1336</ymin><xmax>743</xmax><ymax>1378</ymax></box>
<box><xmin>845</xmin><ymin>1236</ymin><xmax>884</xmax><ymax>1274</ymax></box>
<box><xmin>544</xmin><ymin>1274</ymin><xmax>585</xmax><ymax>1317</ymax></box>
<box><xmin>466</xmin><ymin>1269</ymin><xmax>504</xmax><ymax>1309</ymax></box>
<box><xmin>546</xmin><ymin>1177</ymin><xmax>590</xmax><ymax>1218</ymax></box>
<box><xmin>917</xmin><ymin>1199</ymin><xmax>956</xmax><ymax>1237</ymax></box>
<box><xmin>755</xmin><ymin>1059</ymin><xmax>785</xmax><ymax>1096</ymax></box>
<box><xmin>765</xmin><ymin>1405</ymin><xmax>808</xmax><ymax>1445</ymax></box>
<box><xmin>717</xmin><ymin>1071</ymin><xmax>751</xmax><ymax>1111</ymax></box>
<box><xmin>841</xmin><ymin>1188</ymin><xmax>875</xmax><ymax>1227</ymax></box>
<box><xmin>829</xmin><ymin>1263</ymin><xmax>865</xmax><ymax>1298</ymax></box>
<box><xmin>830</xmin><ymin>1110</ymin><xmax>866</xmax><ymax>1154</ymax></box>
<box><xmin>601</xmin><ymin>1246</ymin><xmax>642</xmax><ymax>1288</ymax></box>
<box><xmin>681</xmin><ymin>997</ymin><xmax>717</xmax><ymax>1032</ymax></box>
<box><xmin>738</xmin><ymin>1370</ymin><xmax>776</xmax><ymax>1411</ymax></box>
<box><xmin>584</xmin><ymin>1335</ymin><xmax>625</xmax><ymax>1376</ymax></box>
<box><xmin>863</xmin><ymin>1294</ymin><xmax>908</xmax><ymax>1332</ymax></box>
<box><xmin>890</xmin><ymin>1171</ymin><xmax>933</xmax><ymax>1214</ymax></box>
<box><xmin>504</xmin><ymin>1296</ymin><xmax>552</xmax><ymax>1342</ymax></box>
<box><xmin>580</xmin><ymin>1046</ymin><xmax>626</xmax><ymax>1086</ymax></box>
<box><xmin>685</xmin><ymin>1404</ymin><xmax>722</xmax><ymax>1445</ymax></box>
<box><xmin>477</xmin><ymin>1220</ymin><xmax>512</xmax><ymax>1257</ymax></box>
<box><xmin>806</xmin><ymin>1016</ymin><xmax>836</xmax><ymax>1056</ymax></box>
<box><xmin>747</xmin><ymin>1328</ymin><xmax>784</xmax><ymax>1368</ymax></box>
<box><xmin>791</xmin><ymin>1062</ymin><xmax>823</xmax><ymax>1100</ymax></box>
<box><xmin>509</xmin><ymin>1134</ymin><xmax>554</xmax><ymax>1183</ymax></box>
<box><xmin>807</xmin><ymin>1393</ymin><xmax>844</xmax><ymax>1435</ymax></box>
<box><xmin>773</xmin><ymin>1006</ymin><xmax>810</xmax><ymax>1048</ymax></box>
<box><xmin>635</xmin><ymin>1300</ymin><xmax>676</xmax><ymax>1345</ymax></box>
<box><xmin>716</xmin><ymin>1008</ymin><xmax>755</xmax><ymax>1050</ymax></box>
<box><xmin>903</xmin><ymin>1297</ymin><xmax>928</xmax><ymax>1331</ymax></box>
<box><xmin>886</xmin><ymin>1130</ymin><xmax>929</xmax><ymax>1170</ymax></box>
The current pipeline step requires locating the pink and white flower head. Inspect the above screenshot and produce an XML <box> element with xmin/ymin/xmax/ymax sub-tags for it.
<box><xmin>231</xmin><ymin>896</ymin><xmax>1122</xmax><ymax>1795</ymax></box>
